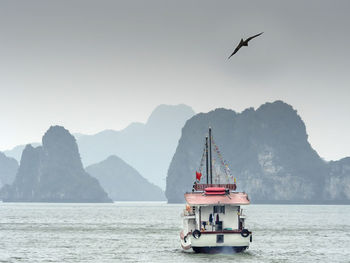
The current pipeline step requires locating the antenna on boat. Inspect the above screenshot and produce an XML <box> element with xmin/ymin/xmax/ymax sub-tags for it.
<box><xmin>205</xmin><ymin>136</ymin><xmax>209</xmax><ymax>184</ymax></box>
<box><xmin>209</xmin><ymin>127</ymin><xmax>213</xmax><ymax>185</ymax></box>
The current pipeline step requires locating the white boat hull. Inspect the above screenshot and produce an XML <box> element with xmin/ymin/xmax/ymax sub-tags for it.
<box><xmin>180</xmin><ymin>230</ymin><xmax>251</xmax><ymax>253</ymax></box>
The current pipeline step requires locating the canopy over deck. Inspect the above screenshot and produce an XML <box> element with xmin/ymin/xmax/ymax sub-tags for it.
<box><xmin>184</xmin><ymin>192</ymin><xmax>250</xmax><ymax>206</ymax></box>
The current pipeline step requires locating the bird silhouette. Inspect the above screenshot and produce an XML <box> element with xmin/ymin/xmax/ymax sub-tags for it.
<box><xmin>228</xmin><ymin>32</ymin><xmax>263</xmax><ymax>59</ymax></box>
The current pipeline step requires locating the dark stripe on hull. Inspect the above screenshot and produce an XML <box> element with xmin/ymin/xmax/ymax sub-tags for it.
<box><xmin>192</xmin><ymin>246</ymin><xmax>248</xmax><ymax>254</ymax></box>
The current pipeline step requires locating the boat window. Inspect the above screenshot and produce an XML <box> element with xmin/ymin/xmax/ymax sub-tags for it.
<box><xmin>213</xmin><ymin>205</ymin><xmax>225</xmax><ymax>214</ymax></box>
<box><xmin>216</xmin><ymin>234</ymin><xmax>224</xmax><ymax>243</ymax></box>
<box><xmin>215</xmin><ymin>221</ymin><xmax>223</xmax><ymax>231</ymax></box>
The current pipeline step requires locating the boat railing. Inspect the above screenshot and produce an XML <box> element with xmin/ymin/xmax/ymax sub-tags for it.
<box><xmin>194</xmin><ymin>183</ymin><xmax>236</xmax><ymax>191</ymax></box>
<box><xmin>183</xmin><ymin>209</ymin><xmax>195</xmax><ymax>216</ymax></box>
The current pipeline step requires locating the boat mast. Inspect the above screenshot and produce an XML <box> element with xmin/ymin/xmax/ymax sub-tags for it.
<box><xmin>209</xmin><ymin>127</ymin><xmax>213</xmax><ymax>184</ymax></box>
<box><xmin>205</xmin><ymin>136</ymin><xmax>209</xmax><ymax>184</ymax></box>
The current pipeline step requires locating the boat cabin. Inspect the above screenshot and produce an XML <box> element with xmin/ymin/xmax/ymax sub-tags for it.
<box><xmin>184</xmin><ymin>188</ymin><xmax>249</xmax><ymax>233</ymax></box>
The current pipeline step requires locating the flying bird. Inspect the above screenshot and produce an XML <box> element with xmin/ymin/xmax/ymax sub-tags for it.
<box><xmin>228</xmin><ymin>32</ymin><xmax>263</xmax><ymax>59</ymax></box>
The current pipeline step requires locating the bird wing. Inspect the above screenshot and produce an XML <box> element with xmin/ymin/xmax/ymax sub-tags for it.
<box><xmin>246</xmin><ymin>32</ymin><xmax>263</xmax><ymax>43</ymax></box>
<box><xmin>228</xmin><ymin>40</ymin><xmax>243</xmax><ymax>59</ymax></box>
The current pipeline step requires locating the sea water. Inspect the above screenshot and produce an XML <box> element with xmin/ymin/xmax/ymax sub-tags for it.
<box><xmin>1</xmin><ymin>202</ymin><xmax>350</xmax><ymax>262</ymax></box>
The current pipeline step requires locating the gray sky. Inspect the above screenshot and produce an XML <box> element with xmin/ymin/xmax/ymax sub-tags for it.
<box><xmin>1</xmin><ymin>0</ymin><xmax>349</xmax><ymax>161</ymax></box>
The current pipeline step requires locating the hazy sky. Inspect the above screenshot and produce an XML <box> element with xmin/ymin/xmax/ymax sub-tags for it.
<box><xmin>1</xmin><ymin>0</ymin><xmax>349</xmax><ymax>161</ymax></box>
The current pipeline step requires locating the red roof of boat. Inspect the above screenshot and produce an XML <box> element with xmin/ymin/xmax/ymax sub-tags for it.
<box><xmin>184</xmin><ymin>192</ymin><xmax>250</xmax><ymax>205</ymax></box>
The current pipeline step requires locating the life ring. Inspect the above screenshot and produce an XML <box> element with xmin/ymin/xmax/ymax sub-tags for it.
<box><xmin>192</xmin><ymin>230</ymin><xmax>201</xmax><ymax>239</ymax></box>
<box><xmin>241</xmin><ymin>229</ymin><xmax>250</xmax><ymax>238</ymax></box>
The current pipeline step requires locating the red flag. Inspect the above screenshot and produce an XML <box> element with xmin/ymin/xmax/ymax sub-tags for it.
<box><xmin>196</xmin><ymin>171</ymin><xmax>202</xmax><ymax>181</ymax></box>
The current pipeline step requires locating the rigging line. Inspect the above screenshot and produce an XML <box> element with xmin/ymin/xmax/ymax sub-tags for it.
<box><xmin>211</xmin><ymin>137</ymin><xmax>232</xmax><ymax>182</ymax></box>
<box><xmin>198</xmin><ymin>144</ymin><xmax>206</xmax><ymax>174</ymax></box>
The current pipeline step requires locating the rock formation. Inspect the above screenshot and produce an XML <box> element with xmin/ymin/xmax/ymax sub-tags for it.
<box><xmin>86</xmin><ymin>155</ymin><xmax>165</xmax><ymax>201</ymax></box>
<box><xmin>0</xmin><ymin>152</ymin><xmax>18</xmax><ymax>189</ymax></box>
<box><xmin>166</xmin><ymin>101</ymin><xmax>349</xmax><ymax>204</ymax></box>
<box><xmin>4</xmin><ymin>104</ymin><xmax>195</xmax><ymax>190</ymax></box>
<box><xmin>2</xmin><ymin>126</ymin><xmax>111</xmax><ymax>202</ymax></box>
<box><xmin>325</xmin><ymin>157</ymin><xmax>350</xmax><ymax>203</ymax></box>
<box><xmin>4</xmin><ymin>143</ymin><xmax>40</xmax><ymax>162</ymax></box>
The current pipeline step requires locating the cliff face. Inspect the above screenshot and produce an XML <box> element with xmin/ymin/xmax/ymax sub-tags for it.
<box><xmin>166</xmin><ymin>101</ymin><xmax>343</xmax><ymax>204</ymax></box>
<box><xmin>86</xmin><ymin>155</ymin><xmax>165</xmax><ymax>201</ymax></box>
<box><xmin>2</xmin><ymin>126</ymin><xmax>111</xmax><ymax>202</ymax></box>
<box><xmin>325</xmin><ymin>157</ymin><xmax>350</xmax><ymax>202</ymax></box>
<box><xmin>0</xmin><ymin>152</ymin><xmax>18</xmax><ymax>188</ymax></box>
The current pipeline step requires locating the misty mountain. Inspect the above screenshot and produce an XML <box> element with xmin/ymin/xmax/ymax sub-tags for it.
<box><xmin>0</xmin><ymin>152</ymin><xmax>18</xmax><ymax>189</ymax></box>
<box><xmin>1</xmin><ymin>126</ymin><xmax>111</xmax><ymax>202</ymax></box>
<box><xmin>77</xmin><ymin>104</ymin><xmax>194</xmax><ymax>189</ymax></box>
<box><xmin>4</xmin><ymin>104</ymin><xmax>195</xmax><ymax>190</ymax></box>
<box><xmin>166</xmin><ymin>101</ymin><xmax>349</xmax><ymax>204</ymax></box>
<box><xmin>4</xmin><ymin>143</ymin><xmax>40</xmax><ymax>162</ymax></box>
<box><xmin>86</xmin><ymin>155</ymin><xmax>165</xmax><ymax>201</ymax></box>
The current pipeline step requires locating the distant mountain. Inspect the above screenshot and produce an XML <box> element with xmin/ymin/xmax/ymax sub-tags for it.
<box><xmin>4</xmin><ymin>104</ymin><xmax>195</xmax><ymax>190</ymax></box>
<box><xmin>1</xmin><ymin>126</ymin><xmax>111</xmax><ymax>202</ymax></box>
<box><xmin>86</xmin><ymin>155</ymin><xmax>165</xmax><ymax>201</ymax></box>
<box><xmin>77</xmin><ymin>104</ymin><xmax>195</xmax><ymax>189</ymax></box>
<box><xmin>4</xmin><ymin>143</ymin><xmax>40</xmax><ymax>161</ymax></box>
<box><xmin>0</xmin><ymin>152</ymin><xmax>18</xmax><ymax>188</ymax></box>
<box><xmin>166</xmin><ymin>101</ymin><xmax>349</xmax><ymax>204</ymax></box>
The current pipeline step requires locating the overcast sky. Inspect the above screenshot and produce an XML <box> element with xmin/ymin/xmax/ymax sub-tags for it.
<box><xmin>1</xmin><ymin>0</ymin><xmax>349</xmax><ymax>161</ymax></box>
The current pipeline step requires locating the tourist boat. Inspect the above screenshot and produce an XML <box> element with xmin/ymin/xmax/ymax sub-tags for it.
<box><xmin>180</xmin><ymin>127</ymin><xmax>252</xmax><ymax>253</ymax></box>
